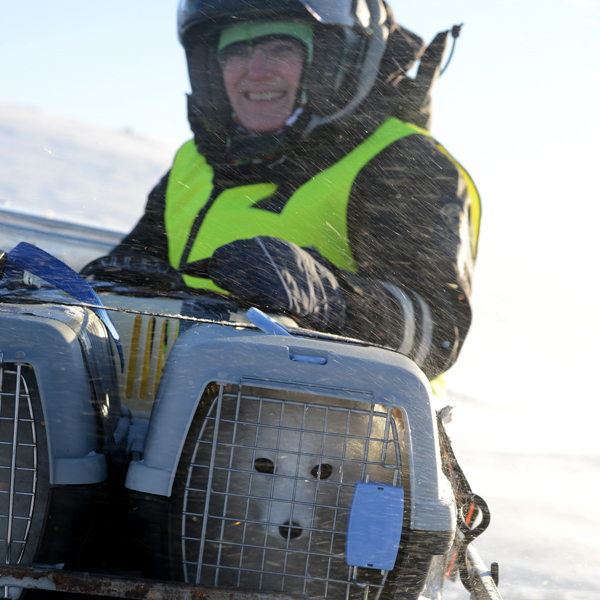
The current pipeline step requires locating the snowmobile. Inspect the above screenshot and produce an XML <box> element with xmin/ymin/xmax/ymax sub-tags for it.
<box><xmin>0</xmin><ymin>242</ymin><xmax>502</xmax><ymax>600</ymax></box>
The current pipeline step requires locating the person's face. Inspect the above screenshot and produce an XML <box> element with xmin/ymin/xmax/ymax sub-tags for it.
<box><xmin>220</xmin><ymin>37</ymin><xmax>305</xmax><ymax>133</ymax></box>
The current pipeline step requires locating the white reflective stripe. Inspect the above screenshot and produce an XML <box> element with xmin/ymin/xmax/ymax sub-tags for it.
<box><xmin>254</xmin><ymin>237</ymin><xmax>293</xmax><ymax>311</ymax></box>
<box><xmin>379</xmin><ymin>281</ymin><xmax>415</xmax><ymax>354</ymax></box>
<box><xmin>301</xmin><ymin>250</ymin><xmax>318</xmax><ymax>313</ymax></box>
<box><xmin>413</xmin><ymin>292</ymin><xmax>433</xmax><ymax>367</ymax></box>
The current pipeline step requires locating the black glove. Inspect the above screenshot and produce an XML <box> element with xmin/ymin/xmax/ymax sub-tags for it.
<box><xmin>206</xmin><ymin>237</ymin><xmax>345</xmax><ymax>331</ymax></box>
<box><xmin>80</xmin><ymin>254</ymin><xmax>185</xmax><ymax>292</ymax></box>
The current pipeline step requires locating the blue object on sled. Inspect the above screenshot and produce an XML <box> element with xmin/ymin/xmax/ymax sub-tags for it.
<box><xmin>346</xmin><ymin>481</ymin><xmax>405</xmax><ymax>570</ymax></box>
<box><xmin>5</xmin><ymin>242</ymin><xmax>124</xmax><ymax>371</ymax></box>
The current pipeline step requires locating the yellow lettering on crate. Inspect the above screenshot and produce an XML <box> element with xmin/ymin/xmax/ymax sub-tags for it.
<box><xmin>154</xmin><ymin>319</ymin><xmax>169</xmax><ymax>397</ymax></box>
<box><xmin>140</xmin><ymin>318</ymin><xmax>157</xmax><ymax>399</ymax></box>
<box><xmin>126</xmin><ymin>315</ymin><xmax>143</xmax><ymax>399</ymax></box>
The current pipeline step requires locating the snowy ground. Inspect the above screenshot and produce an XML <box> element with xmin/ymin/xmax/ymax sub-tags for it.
<box><xmin>0</xmin><ymin>103</ymin><xmax>178</xmax><ymax>232</ymax></box>
<box><xmin>441</xmin><ymin>407</ymin><xmax>600</xmax><ymax>600</ymax></box>
<box><xmin>1</xmin><ymin>103</ymin><xmax>599</xmax><ymax>600</ymax></box>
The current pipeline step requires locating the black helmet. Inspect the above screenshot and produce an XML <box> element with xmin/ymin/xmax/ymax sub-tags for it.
<box><xmin>177</xmin><ymin>0</ymin><xmax>400</xmax><ymax>161</ymax></box>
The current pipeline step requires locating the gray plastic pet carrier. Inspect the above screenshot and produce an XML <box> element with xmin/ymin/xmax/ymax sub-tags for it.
<box><xmin>0</xmin><ymin>295</ymin><xmax>122</xmax><ymax>590</ymax></box>
<box><xmin>125</xmin><ymin>322</ymin><xmax>456</xmax><ymax>600</ymax></box>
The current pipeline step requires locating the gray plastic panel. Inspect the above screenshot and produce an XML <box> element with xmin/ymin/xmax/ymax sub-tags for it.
<box><xmin>126</xmin><ymin>324</ymin><xmax>455</xmax><ymax>532</ymax></box>
<box><xmin>0</xmin><ymin>306</ymin><xmax>107</xmax><ymax>485</ymax></box>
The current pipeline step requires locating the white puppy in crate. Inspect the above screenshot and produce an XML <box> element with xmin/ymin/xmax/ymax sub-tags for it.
<box><xmin>182</xmin><ymin>384</ymin><xmax>401</xmax><ymax>597</ymax></box>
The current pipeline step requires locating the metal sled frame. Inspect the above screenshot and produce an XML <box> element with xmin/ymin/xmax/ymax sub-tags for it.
<box><xmin>0</xmin><ymin>549</ymin><xmax>503</xmax><ymax>599</ymax></box>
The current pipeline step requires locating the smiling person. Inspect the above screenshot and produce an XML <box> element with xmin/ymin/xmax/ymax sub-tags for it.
<box><xmin>218</xmin><ymin>23</ymin><xmax>310</xmax><ymax>134</ymax></box>
<box><xmin>102</xmin><ymin>0</ymin><xmax>481</xmax><ymax>381</ymax></box>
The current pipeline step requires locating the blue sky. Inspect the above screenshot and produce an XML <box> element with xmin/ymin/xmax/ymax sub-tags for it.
<box><xmin>2</xmin><ymin>0</ymin><xmax>598</xmax><ymax>144</ymax></box>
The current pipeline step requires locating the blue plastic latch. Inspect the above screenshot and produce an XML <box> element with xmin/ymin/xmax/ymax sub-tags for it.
<box><xmin>246</xmin><ymin>307</ymin><xmax>292</xmax><ymax>336</ymax></box>
<box><xmin>346</xmin><ymin>481</ymin><xmax>404</xmax><ymax>570</ymax></box>
<box><xmin>289</xmin><ymin>353</ymin><xmax>327</xmax><ymax>365</ymax></box>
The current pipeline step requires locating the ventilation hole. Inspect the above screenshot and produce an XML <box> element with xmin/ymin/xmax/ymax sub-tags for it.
<box><xmin>254</xmin><ymin>458</ymin><xmax>275</xmax><ymax>474</ymax></box>
<box><xmin>310</xmin><ymin>463</ymin><xmax>333</xmax><ymax>480</ymax></box>
<box><xmin>279</xmin><ymin>521</ymin><xmax>302</xmax><ymax>540</ymax></box>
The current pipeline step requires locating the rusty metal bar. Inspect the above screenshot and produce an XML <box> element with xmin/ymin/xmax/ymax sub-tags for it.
<box><xmin>0</xmin><ymin>565</ymin><xmax>320</xmax><ymax>600</ymax></box>
<box><xmin>466</xmin><ymin>545</ymin><xmax>503</xmax><ymax>600</ymax></box>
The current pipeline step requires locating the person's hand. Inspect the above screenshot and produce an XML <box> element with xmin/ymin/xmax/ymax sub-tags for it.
<box><xmin>208</xmin><ymin>237</ymin><xmax>345</xmax><ymax>331</ymax></box>
<box><xmin>80</xmin><ymin>254</ymin><xmax>185</xmax><ymax>292</ymax></box>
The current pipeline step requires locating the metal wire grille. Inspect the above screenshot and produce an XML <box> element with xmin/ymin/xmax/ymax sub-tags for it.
<box><xmin>181</xmin><ymin>384</ymin><xmax>403</xmax><ymax>600</ymax></box>
<box><xmin>0</xmin><ymin>365</ymin><xmax>38</xmax><ymax>568</ymax></box>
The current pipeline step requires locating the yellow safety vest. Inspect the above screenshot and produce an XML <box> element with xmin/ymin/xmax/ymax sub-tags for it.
<box><xmin>165</xmin><ymin>117</ymin><xmax>481</xmax><ymax>291</ymax></box>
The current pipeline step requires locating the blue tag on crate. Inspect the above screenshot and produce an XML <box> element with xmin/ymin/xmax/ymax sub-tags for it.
<box><xmin>346</xmin><ymin>481</ymin><xmax>404</xmax><ymax>570</ymax></box>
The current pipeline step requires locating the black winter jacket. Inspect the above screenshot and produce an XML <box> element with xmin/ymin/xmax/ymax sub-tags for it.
<box><xmin>113</xmin><ymin>124</ymin><xmax>476</xmax><ymax>380</ymax></box>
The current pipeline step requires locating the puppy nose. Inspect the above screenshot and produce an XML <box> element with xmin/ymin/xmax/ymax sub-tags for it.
<box><xmin>279</xmin><ymin>521</ymin><xmax>302</xmax><ymax>540</ymax></box>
